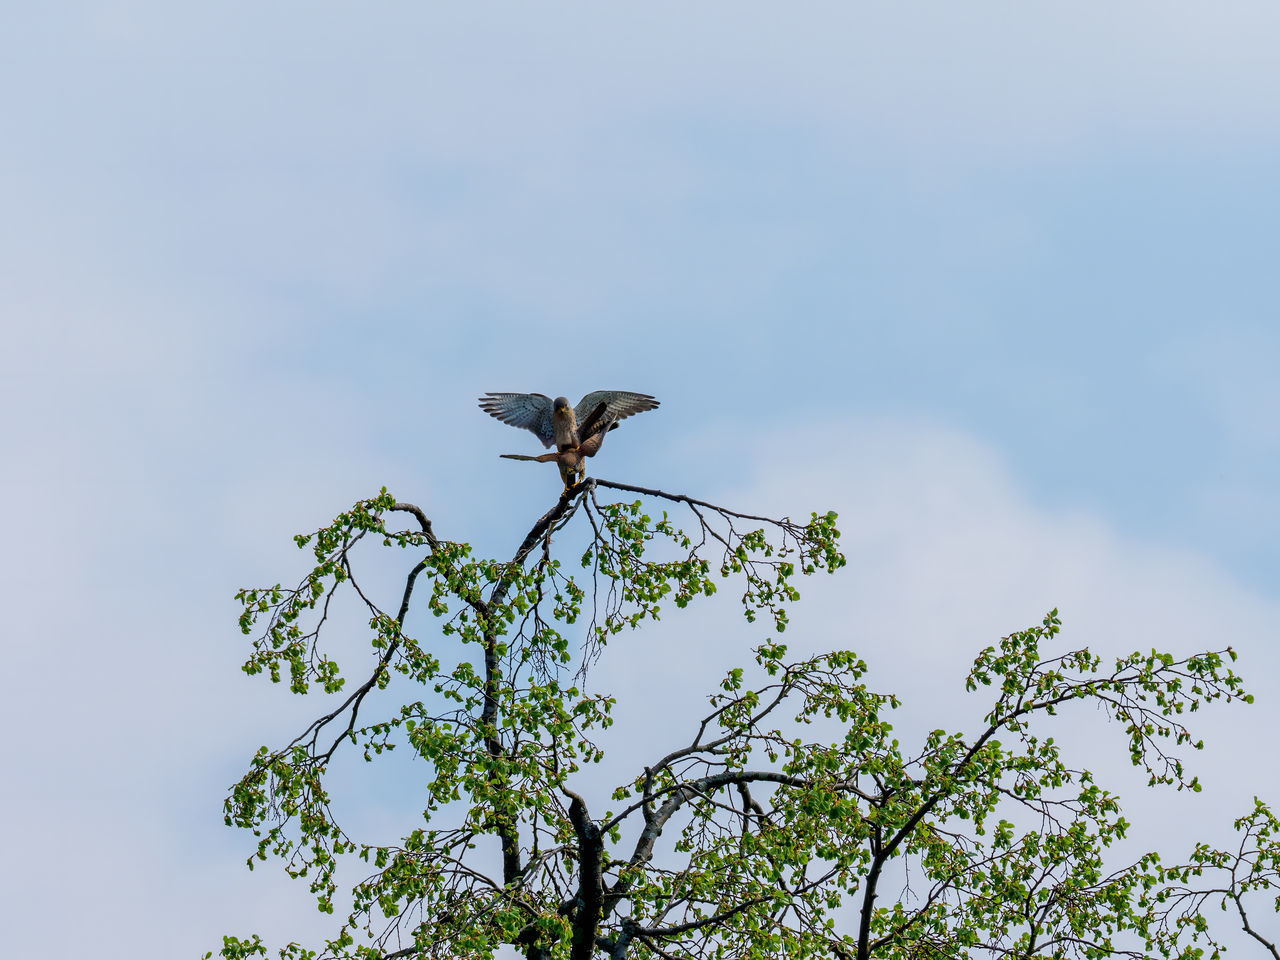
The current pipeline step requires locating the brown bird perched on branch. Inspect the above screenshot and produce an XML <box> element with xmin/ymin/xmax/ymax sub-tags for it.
<box><xmin>478</xmin><ymin>391</ymin><xmax>659</xmax><ymax>487</ymax></box>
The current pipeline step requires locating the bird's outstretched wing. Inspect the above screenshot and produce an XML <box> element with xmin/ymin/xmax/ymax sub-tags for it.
<box><xmin>574</xmin><ymin>391</ymin><xmax>659</xmax><ymax>429</ymax></box>
<box><xmin>575</xmin><ymin>401</ymin><xmax>609</xmax><ymax>442</ymax></box>
<box><xmin>478</xmin><ymin>393</ymin><xmax>557</xmax><ymax>448</ymax></box>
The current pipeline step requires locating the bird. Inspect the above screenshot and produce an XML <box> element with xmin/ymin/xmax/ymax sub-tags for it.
<box><xmin>498</xmin><ymin>405</ymin><xmax>615</xmax><ymax>488</ymax></box>
<box><xmin>479</xmin><ymin>391</ymin><xmax>659</xmax><ymax>487</ymax></box>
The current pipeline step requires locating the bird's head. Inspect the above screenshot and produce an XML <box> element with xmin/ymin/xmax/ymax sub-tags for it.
<box><xmin>553</xmin><ymin>396</ymin><xmax>571</xmax><ymax>418</ymax></box>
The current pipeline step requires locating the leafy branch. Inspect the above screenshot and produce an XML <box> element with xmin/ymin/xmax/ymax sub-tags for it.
<box><xmin>215</xmin><ymin>483</ymin><xmax>1273</xmax><ymax>960</ymax></box>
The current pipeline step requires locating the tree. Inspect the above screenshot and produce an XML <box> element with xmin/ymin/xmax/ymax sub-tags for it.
<box><xmin>214</xmin><ymin>480</ymin><xmax>1279</xmax><ymax>960</ymax></box>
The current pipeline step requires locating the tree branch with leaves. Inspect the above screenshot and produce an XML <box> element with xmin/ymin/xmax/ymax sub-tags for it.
<box><xmin>213</xmin><ymin>479</ymin><xmax>1277</xmax><ymax>960</ymax></box>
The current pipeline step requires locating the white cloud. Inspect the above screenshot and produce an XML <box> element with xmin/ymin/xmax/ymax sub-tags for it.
<box><xmin>592</xmin><ymin>416</ymin><xmax>1279</xmax><ymax>878</ymax></box>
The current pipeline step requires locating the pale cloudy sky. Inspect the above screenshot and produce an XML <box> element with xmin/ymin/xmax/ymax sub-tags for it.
<box><xmin>2</xmin><ymin>3</ymin><xmax>1279</xmax><ymax>957</ymax></box>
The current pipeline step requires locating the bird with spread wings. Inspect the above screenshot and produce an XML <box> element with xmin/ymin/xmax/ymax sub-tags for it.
<box><xmin>478</xmin><ymin>391</ymin><xmax>659</xmax><ymax>487</ymax></box>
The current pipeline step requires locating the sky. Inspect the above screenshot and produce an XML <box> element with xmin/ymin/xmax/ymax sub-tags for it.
<box><xmin>2</xmin><ymin>3</ymin><xmax>1279</xmax><ymax>956</ymax></box>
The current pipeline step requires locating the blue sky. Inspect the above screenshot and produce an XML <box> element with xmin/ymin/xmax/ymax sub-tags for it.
<box><xmin>3</xmin><ymin>3</ymin><xmax>1279</xmax><ymax>956</ymax></box>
